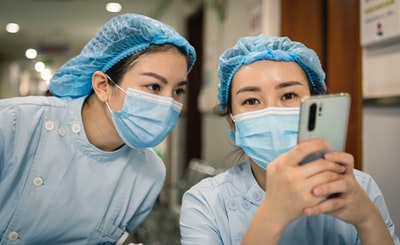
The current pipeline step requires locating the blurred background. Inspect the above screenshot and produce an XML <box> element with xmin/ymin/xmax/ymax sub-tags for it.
<box><xmin>0</xmin><ymin>0</ymin><xmax>399</xmax><ymax>243</ymax></box>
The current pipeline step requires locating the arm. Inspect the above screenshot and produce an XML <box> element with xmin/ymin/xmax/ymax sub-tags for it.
<box><xmin>241</xmin><ymin>139</ymin><xmax>346</xmax><ymax>244</ymax></box>
<box><xmin>355</xmin><ymin>204</ymin><xmax>394</xmax><ymax>245</ymax></box>
<box><xmin>0</xmin><ymin>99</ymin><xmax>17</xmax><ymax>180</ymax></box>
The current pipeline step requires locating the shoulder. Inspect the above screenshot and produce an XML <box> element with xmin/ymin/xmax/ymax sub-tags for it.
<box><xmin>353</xmin><ymin>169</ymin><xmax>383</xmax><ymax>200</ymax></box>
<box><xmin>0</xmin><ymin>96</ymin><xmax>61</xmax><ymax>128</ymax></box>
<box><xmin>184</xmin><ymin>161</ymin><xmax>251</xmax><ymax>201</ymax></box>
<box><xmin>0</xmin><ymin>96</ymin><xmax>83</xmax><ymax>128</ymax></box>
<box><xmin>0</xmin><ymin>95</ymin><xmax>66</xmax><ymax>107</ymax></box>
<box><xmin>190</xmin><ymin>162</ymin><xmax>245</xmax><ymax>186</ymax></box>
<box><xmin>353</xmin><ymin>169</ymin><xmax>376</xmax><ymax>188</ymax></box>
<box><xmin>0</xmin><ymin>96</ymin><xmax>69</xmax><ymax>116</ymax></box>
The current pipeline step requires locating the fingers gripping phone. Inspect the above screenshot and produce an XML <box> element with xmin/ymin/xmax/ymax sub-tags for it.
<box><xmin>298</xmin><ymin>93</ymin><xmax>351</xmax><ymax>164</ymax></box>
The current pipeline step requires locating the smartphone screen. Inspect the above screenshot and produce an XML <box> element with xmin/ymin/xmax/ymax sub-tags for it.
<box><xmin>298</xmin><ymin>93</ymin><xmax>351</xmax><ymax>164</ymax></box>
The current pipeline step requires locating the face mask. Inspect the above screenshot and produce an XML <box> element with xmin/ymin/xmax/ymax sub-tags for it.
<box><xmin>106</xmin><ymin>87</ymin><xmax>182</xmax><ymax>149</ymax></box>
<box><xmin>229</xmin><ymin>107</ymin><xmax>300</xmax><ymax>169</ymax></box>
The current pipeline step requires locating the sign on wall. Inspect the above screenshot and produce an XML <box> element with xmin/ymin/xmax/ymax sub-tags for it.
<box><xmin>361</xmin><ymin>0</ymin><xmax>400</xmax><ymax>47</ymax></box>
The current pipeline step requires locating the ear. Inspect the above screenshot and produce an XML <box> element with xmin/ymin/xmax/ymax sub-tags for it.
<box><xmin>92</xmin><ymin>71</ymin><xmax>110</xmax><ymax>102</ymax></box>
<box><xmin>225</xmin><ymin>113</ymin><xmax>235</xmax><ymax>133</ymax></box>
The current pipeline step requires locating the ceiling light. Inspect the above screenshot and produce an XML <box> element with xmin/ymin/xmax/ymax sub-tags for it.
<box><xmin>106</xmin><ymin>2</ymin><xmax>122</xmax><ymax>13</ymax></box>
<box><xmin>6</xmin><ymin>23</ymin><xmax>20</xmax><ymax>33</ymax></box>
<box><xmin>25</xmin><ymin>49</ymin><xmax>37</xmax><ymax>59</ymax></box>
<box><xmin>41</xmin><ymin>69</ymin><xmax>52</xmax><ymax>81</ymax></box>
<box><xmin>35</xmin><ymin>61</ymin><xmax>46</xmax><ymax>72</ymax></box>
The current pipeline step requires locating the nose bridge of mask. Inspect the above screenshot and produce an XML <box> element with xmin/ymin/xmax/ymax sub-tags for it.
<box><xmin>232</xmin><ymin>107</ymin><xmax>300</xmax><ymax>127</ymax></box>
<box><xmin>105</xmin><ymin>74</ymin><xmax>183</xmax><ymax>113</ymax></box>
<box><xmin>126</xmin><ymin>88</ymin><xmax>183</xmax><ymax>112</ymax></box>
<box><xmin>233</xmin><ymin>107</ymin><xmax>300</xmax><ymax>142</ymax></box>
<box><xmin>232</xmin><ymin>107</ymin><xmax>297</xmax><ymax>121</ymax></box>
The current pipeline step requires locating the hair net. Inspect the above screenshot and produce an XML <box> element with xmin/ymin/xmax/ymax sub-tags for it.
<box><xmin>49</xmin><ymin>13</ymin><xmax>196</xmax><ymax>98</ymax></box>
<box><xmin>217</xmin><ymin>34</ymin><xmax>326</xmax><ymax>112</ymax></box>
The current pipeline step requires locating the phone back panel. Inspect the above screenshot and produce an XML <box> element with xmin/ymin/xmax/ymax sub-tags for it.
<box><xmin>298</xmin><ymin>93</ymin><xmax>351</xmax><ymax>162</ymax></box>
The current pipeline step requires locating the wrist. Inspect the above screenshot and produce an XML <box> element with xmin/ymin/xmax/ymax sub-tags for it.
<box><xmin>355</xmin><ymin>204</ymin><xmax>381</xmax><ymax>232</ymax></box>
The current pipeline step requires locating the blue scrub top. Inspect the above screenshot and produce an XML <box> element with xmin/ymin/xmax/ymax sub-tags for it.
<box><xmin>0</xmin><ymin>96</ymin><xmax>166</xmax><ymax>245</ymax></box>
<box><xmin>180</xmin><ymin>161</ymin><xmax>399</xmax><ymax>245</ymax></box>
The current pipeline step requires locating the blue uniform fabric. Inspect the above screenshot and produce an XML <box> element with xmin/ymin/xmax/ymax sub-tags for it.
<box><xmin>180</xmin><ymin>161</ymin><xmax>399</xmax><ymax>245</ymax></box>
<box><xmin>0</xmin><ymin>96</ymin><xmax>166</xmax><ymax>245</ymax></box>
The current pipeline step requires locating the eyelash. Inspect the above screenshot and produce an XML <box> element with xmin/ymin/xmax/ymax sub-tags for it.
<box><xmin>174</xmin><ymin>87</ymin><xmax>186</xmax><ymax>96</ymax></box>
<box><xmin>242</xmin><ymin>92</ymin><xmax>299</xmax><ymax>105</ymax></box>
<box><xmin>146</xmin><ymin>84</ymin><xmax>160</xmax><ymax>92</ymax></box>
<box><xmin>281</xmin><ymin>92</ymin><xmax>298</xmax><ymax>100</ymax></box>
<box><xmin>242</xmin><ymin>98</ymin><xmax>259</xmax><ymax>106</ymax></box>
<box><xmin>145</xmin><ymin>83</ymin><xmax>186</xmax><ymax>97</ymax></box>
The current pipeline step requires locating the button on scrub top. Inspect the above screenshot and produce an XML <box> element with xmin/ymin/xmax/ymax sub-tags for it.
<box><xmin>180</xmin><ymin>161</ymin><xmax>399</xmax><ymax>245</ymax></box>
<box><xmin>0</xmin><ymin>96</ymin><xmax>166</xmax><ymax>245</ymax></box>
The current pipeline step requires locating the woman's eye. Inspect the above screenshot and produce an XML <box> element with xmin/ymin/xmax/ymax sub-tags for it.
<box><xmin>281</xmin><ymin>92</ymin><xmax>297</xmax><ymax>101</ymax></box>
<box><xmin>243</xmin><ymin>98</ymin><xmax>259</xmax><ymax>105</ymax></box>
<box><xmin>174</xmin><ymin>87</ymin><xmax>186</xmax><ymax>96</ymax></box>
<box><xmin>146</xmin><ymin>84</ymin><xmax>161</xmax><ymax>91</ymax></box>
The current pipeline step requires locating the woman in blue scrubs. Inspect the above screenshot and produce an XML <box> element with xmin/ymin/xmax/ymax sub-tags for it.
<box><xmin>180</xmin><ymin>35</ymin><xmax>398</xmax><ymax>245</ymax></box>
<box><xmin>0</xmin><ymin>13</ymin><xmax>196</xmax><ymax>244</ymax></box>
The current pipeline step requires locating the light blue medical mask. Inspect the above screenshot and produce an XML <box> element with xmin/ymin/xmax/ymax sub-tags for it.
<box><xmin>229</xmin><ymin>107</ymin><xmax>300</xmax><ymax>169</ymax></box>
<box><xmin>106</xmin><ymin>86</ymin><xmax>182</xmax><ymax>149</ymax></box>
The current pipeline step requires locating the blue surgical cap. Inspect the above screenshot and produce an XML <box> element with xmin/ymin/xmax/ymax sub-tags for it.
<box><xmin>49</xmin><ymin>13</ymin><xmax>196</xmax><ymax>98</ymax></box>
<box><xmin>217</xmin><ymin>34</ymin><xmax>326</xmax><ymax>112</ymax></box>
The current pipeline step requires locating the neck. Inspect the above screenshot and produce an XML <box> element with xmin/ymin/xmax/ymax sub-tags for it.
<box><xmin>81</xmin><ymin>95</ymin><xmax>125</xmax><ymax>152</ymax></box>
<box><xmin>250</xmin><ymin>160</ymin><xmax>267</xmax><ymax>191</ymax></box>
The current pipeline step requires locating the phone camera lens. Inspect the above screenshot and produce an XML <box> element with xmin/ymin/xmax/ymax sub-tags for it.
<box><xmin>308</xmin><ymin>103</ymin><xmax>317</xmax><ymax>131</ymax></box>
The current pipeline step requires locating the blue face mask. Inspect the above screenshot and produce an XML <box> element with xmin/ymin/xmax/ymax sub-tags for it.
<box><xmin>229</xmin><ymin>107</ymin><xmax>300</xmax><ymax>169</ymax></box>
<box><xmin>106</xmin><ymin>87</ymin><xmax>182</xmax><ymax>149</ymax></box>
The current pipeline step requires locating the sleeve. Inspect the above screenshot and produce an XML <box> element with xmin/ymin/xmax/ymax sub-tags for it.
<box><xmin>179</xmin><ymin>186</ymin><xmax>223</xmax><ymax>245</ymax></box>
<box><xmin>0</xmin><ymin>99</ymin><xmax>17</xmax><ymax>180</ymax></box>
<box><xmin>356</xmin><ymin>170</ymin><xmax>400</xmax><ymax>244</ymax></box>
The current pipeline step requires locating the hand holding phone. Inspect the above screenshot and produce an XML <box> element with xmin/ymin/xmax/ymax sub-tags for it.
<box><xmin>297</xmin><ymin>93</ymin><xmax>351</xmax><ymax>164</ymax></box>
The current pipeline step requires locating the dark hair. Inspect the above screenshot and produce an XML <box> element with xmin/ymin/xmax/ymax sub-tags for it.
<box><xmin>105</xmin><ymin>43</ymin><xmax>190</xmax><ymax>85</ymax></box>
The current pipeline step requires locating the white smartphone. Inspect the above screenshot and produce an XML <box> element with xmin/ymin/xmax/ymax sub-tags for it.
<box><xmin>297</xmin><ymin>93</ymin><xmax>351</xmax><ymax>164</ymax></box>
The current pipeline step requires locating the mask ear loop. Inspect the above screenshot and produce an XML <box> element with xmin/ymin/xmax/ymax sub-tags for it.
<box><xmin>230</xmin><ymin>113</ymin><xmax>235</xmax><ymax>122</ymax></box>
<box><xmin>105</xmin><ymin>74</ymin><xmax>127</xmax><ymax>94</ymax></box>
<box><xmin>227</xmin><ymin>113</ymin><xmax>236</xmax><ymax>133</ymax></box>
<box><xmin>105</xmin><ymin>101</ymin><xmax>113</xmax><ymax>114</ymax></box>
<box><xmin>104</xmin><ymin>73</ymin><xmax>125</xmax><ymax>113</ymax></box>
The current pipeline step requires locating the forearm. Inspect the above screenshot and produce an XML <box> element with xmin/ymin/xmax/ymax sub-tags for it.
<box><xmin>356</xmin><ymin>205</ymin><xmax>394</xmax><ymax>245</ymax></box>
<box><xmin>240</xmin><ymin>200</ymin><xmax>286</xmax><ymax>245</ymax></box>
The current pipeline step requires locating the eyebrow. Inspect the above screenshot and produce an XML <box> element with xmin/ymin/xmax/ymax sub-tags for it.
<box><xmin>141</xmin><ymin>72</ymin><xmax>188</xmax><ymax>86</ymax></box>
<box><xmin>236</xmin><ymin>86</ymin><xmax>260</xmax><ymax>95</ymax></box>
<box><xmin>275</xmin><ymin>81</ymin><xmax>305</xmax><ymax>89</ymax></box>
<box><xmin>236</xmin><ymin>81</ymin><xmax>305</xmax><ymax>95</ymax></box>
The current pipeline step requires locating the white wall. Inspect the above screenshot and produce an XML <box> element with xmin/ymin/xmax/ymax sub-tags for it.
<box><xmin>363</xmin><ymin>43</ymin><xmax>400</xmax><ymax>97</ymax></box>
<box><xmin>362</xmin><ymin>43</ymin><xmax>400</xmax><ymax>236</ymax></box>
<box><xmin>363</xmin><ymin>106</ymin><xmax>400</xmax><ymax>236</ymax></box>
<box><xmin>200</xmin><ymin>0</ymin><xmax>251</xmax><ymax>166</ymax></box>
